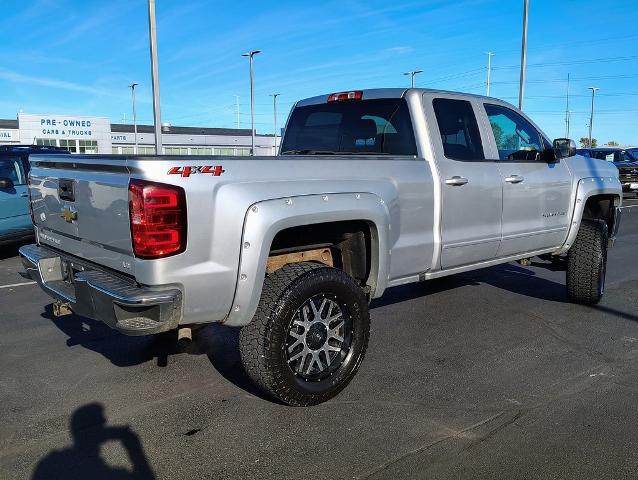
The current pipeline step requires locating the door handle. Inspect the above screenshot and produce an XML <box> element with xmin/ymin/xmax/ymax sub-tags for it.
<box><xmin>20</xmin><ymin>192</ymin><xmax>29</xmax><ymax>197</ymax></box>
<box><xmin>445</xmin><ymin>176</ymin><xmax>469</xmax><ymax>186</ymax></box>
<box><xmin>505</xmin><ymin>175</ymin><xmax>524</xmax><ymax>184</ymax></box>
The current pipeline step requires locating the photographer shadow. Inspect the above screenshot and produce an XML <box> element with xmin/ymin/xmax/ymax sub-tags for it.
<box><xmin>32</xmin><ymin>403</ymin><xmax>155</xmax><ymax>480</ymax></box>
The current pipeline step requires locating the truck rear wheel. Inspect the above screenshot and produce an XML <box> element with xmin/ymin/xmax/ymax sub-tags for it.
<box><xmin>239</xmin><ymin>262</ymin><xmax>370</xmax><ymax>406</ymax></box>
<box><xmin>566</xmin><ymin>219</ymin><xmax>608</xmax><ymax>305</ymax></box>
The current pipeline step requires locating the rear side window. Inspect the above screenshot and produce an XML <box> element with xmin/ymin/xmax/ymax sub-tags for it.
<box><xmin>432</xmin><ymin>98</ymin><xmax>484</xmax><ymax>160</ymax></box>
<box><xmin>280</xmin><ymin>98</ymin><xmax>417</xmax><ymax>156</ymax></box>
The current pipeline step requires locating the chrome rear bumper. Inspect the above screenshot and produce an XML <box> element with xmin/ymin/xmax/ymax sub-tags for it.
<box><xmin>19</xmin><ymin>244</ymin><xmax>182</xmax><ymax>335</ymax></box>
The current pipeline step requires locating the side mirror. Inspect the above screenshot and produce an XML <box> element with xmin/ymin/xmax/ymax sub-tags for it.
<box><xmin>553</xmin><ymin>138</ymin><xmax>576</xmax><ymax>159</ymax></box>
<box><xmin>0</xmin><ymin>177</ymin><xmax>15</xmax><ymax>189</ymax></box>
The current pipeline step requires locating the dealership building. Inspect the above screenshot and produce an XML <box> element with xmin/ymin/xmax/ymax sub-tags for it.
<box><xmin>0</xmin><ymin>113</ymin><xmax>277</xmax><ymax>156</ymax></box>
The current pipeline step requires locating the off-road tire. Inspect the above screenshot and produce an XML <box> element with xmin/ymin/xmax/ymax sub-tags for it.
<box><xmin>566</xmin><ymin>219</ymin><xmax>608</xmax><ymax>305</ymax></box>
<box><xmin>239</xmin><ymin>262</ymin><xmax>370</xmax><ymax>406</ymax></box>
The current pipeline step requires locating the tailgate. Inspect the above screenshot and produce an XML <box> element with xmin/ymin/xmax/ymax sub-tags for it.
<box><xmin>28</xmin><ymin>154</ymin><xmax>135</xmax><ymax>275</ymax></box>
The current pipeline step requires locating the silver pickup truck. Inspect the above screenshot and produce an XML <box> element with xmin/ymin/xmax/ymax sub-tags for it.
<box><xmin>20</xmin><ymin>88</ymin><xmax>622</xmax><ymax>406</ymax></box>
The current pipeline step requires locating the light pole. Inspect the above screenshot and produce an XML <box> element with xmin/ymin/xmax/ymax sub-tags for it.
<box><xmin>242</xmin><ymin>50</ymin><xmax>261</xmax><ymax>155</ymax></box>
<box><xmin>588</xmin><ymin>86</ymin><xmax>600</xmax><ymax>148</ymax></box>
<box><xmin>128</xmin><ymin>82</ymin><xmax>139</xmax><ymax>154</ymax></box>
<box><xmin>518</xmin><ymin>0</ymin><xmax>529</xmax><ymax>110</ymax></box>
<box><xmin>148</xmin><ymin>0</ymin><xmax>163</xmax><ymax>153</ymax></box>
<box><xmin>270</xmin><ymin>93</ymin><xmax>280</xmax><ymax>155</ymax></box>
<box><xmin>403</xmin><ymin>70</ymin><xmax>423</xmax><ymax>88</ymax></box>
<box><xmin>485</xmin><ymin>51</ymin><xmax>495</xmax><ymax>96</ymax></box>
<box><xmin>234</xmin><ymin>95</ymin><xmax>240</xmax><ymax>129</ymax></box>
<box><xmin>564</xmin><ymin>73</ymin><xmax>570</xmax><ymax>138</ymax></box>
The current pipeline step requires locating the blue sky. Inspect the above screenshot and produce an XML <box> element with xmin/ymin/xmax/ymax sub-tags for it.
<box><xmin>1</xmin><ymin>0</ymin><xmax>637</xmax><ymax>145</ymax></box>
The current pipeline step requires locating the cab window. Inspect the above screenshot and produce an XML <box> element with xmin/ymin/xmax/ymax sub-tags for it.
<box><xmin>484</xmin><ymin>104</ymin><xmax>542</xmax><ymax>161</ymax></box>
<box><xmin>0</xmin><ymin>156</ymin><xmax>25</xmax><ymax>186</ymax></box>
<box><xmin>432</xmin><ymin>98</ymin><xmax>485</xmax><ymax>160</ymax></box>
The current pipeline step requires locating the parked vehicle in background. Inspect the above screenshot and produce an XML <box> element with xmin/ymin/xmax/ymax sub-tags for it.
<box><xmin>576</xmin><ymin>147</ymin><xmax>638</xmax><ymax>196</ymax></box>
<box><xmin>575</xmin><ymin>147</ymin><xmax>637</xmax><ymax>162</ymax></box>
<box><xmin>20</xmin><ymin>89</ymin><xmax>622</xmax><ymax>406</ymax></box>
<box><xmin>0</xmin><ymin>145</ymin><xmax>69</xmax><ymax>245</ymax></box>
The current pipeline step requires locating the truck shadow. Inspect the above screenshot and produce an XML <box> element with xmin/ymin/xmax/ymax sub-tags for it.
<box><xmin>0</xmin><ymin>238</ymin><xmax>32</xmax><ymax>260</ymax></box>
<box><xmin>197</xmin><ymin>324</ymin><xmax>278</xmax><ymax>402</ymax></box>
<box><xmin>40</xmin><ymin>305</ymin><xmax>274</xmax><ymax>400</ymax></box>
<box><xmin>373</xmin><ymin>260</ymin><xmax>638</xmax><ymax>323</ymax></box>
<box><xmin>40</xmin><ymin>259</ymin><xmax>636</xmax><ymax>401</ymax></box>
<box><xmin>372</xmin><ymin>261</ymin><xmax>569</xmax><ymax>309</ymax></box>
<box><xmin>38</xmin><ymin>261</ymin><xmax>572</xmax><ymax>370</ymax></box>
<box><xmin>41</xmin><ymin>304</ymin><xmax>182</xmax><ymax>368</ymax></box>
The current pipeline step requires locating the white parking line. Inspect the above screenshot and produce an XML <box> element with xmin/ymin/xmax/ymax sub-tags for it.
<box><xmin>621</xmin><ymin>204</ymin><xmax>638</xmax><ymax>209</ymax></box>
<box><xmin>0</xmin><ymin>281</ymin><xmax>36</xmax><ymax>289</ymax></box>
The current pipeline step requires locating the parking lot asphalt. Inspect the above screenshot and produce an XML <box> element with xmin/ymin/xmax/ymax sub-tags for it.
<box><xmin>1</xmin><ymin>197</ymin><xmax>637</xmax><ymax>480</ymax></box>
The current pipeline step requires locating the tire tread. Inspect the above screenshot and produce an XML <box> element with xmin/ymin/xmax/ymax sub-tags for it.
<box><xmin>566</xmin><ymin>219</ymin><xmax>608</xmax><ymax>304</ymax></box>
<box><xmin>239</xmin><ymin>262</ymin><xmax>369</xmax><ymax>406</ymax></box>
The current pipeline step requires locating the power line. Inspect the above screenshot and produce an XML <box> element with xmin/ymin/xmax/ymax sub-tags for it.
<box><xmin>490</xmin><ymin>73</ymin><xmax>638</xmax><ymax>85</ymax></box>
<box><xmin>428</xmin><ymin>68</ymin><xmax>483</xmax><ymax>84</ymax></box>
<box><xmin>499</xmin><ymin>92</ymin><xmax>638</xmax><ymax>99</ymax></box>
<box><xmin>488</xmin><ymin>33</ymin><xmax>638</xmax><ymax>56</ymax></box>
<box><xmin>492</xmin><ymin>54</ymin><xmax>638</xmax><ymax>70</ymax></box>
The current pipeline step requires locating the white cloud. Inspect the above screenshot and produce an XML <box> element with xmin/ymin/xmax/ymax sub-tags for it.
<box><xmin>0</xmin><ymin>69</ymin><xmax>120</xmax><ymax>98</ymax></box>
<box><xmin>383</xmin><ymin>46</ymin><xmax>414</xmax><ymax>55</ymax></box>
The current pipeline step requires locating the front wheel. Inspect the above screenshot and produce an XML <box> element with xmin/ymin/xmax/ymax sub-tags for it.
<box><xmin>239</xmin><ymin>262</ymin><xmax>370</xmax><ymax>406</ymax></box>
<box><xmin>566</xmin><ymin>219</ymin><xmax>608</xmax><ymax>305</ymax></box>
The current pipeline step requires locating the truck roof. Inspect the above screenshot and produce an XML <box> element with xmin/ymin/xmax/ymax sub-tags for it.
<box><xmin>0</xmin><ymin>145</ymin><xmax>70</xmax><ymax>155</ymax></box>
<box><xmin>296</xmin><ymin>87</ymin><xmax>504</xmax><ymax>107</ymax></box>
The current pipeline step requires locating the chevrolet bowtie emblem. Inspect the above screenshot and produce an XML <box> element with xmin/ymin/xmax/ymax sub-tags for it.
<box><xmin>60</xmin><ymin>206</ymin><xmax>77</xmax><ymax>223</ymax></box>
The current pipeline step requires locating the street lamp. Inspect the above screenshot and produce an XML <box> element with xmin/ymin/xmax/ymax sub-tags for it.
<box><xmin>270</xmin><ymin>93</ymin><xmax>280</xmax><ymax>155</ymax></box>
<box><xmin>128</xmin><ymin>82</ymin><xmax>139</xmax><ymax>154</ymax></box>
<box><xmin>485</xmin><ymin>51</ymin><xmax>495</xmax><ymax>96</ymax></box>
<box><xmin>588</xmin><ymin>86</ymin><xmax>600</xmax><ymax>148</ymax></box>
<box><xmin>403</xmin><ymin>70</ymin><xmax>423</xmax><ymax>88</ymax></box>
<box><xmin>564</xmin><ymin>73</ymin><xmax>570</xmax><ymax>138</ymax></box>
<box><xmin>242</xmin><ymin>50</ymin><xmax>261</xmax><ymax>155</ymax></box>
<box><xmin>234</xmin><ymin>95</ymin><xmax>240</xmax><ymax>129</ymax></box>
<box><xmin>147</xmin><ymin>0</ymin><xmax>162</xmax><ymax>153</ymax></box>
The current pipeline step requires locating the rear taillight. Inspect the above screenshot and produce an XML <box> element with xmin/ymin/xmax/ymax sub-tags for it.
<box><xmin>128</xmin><ymin>179</ymin><xmax>187</xmax><ymax>259</ymax></box>
<box><xmin>327</xmin><ymin>91</ymin><xmax>363</xmax><ymax>102</ymax></box>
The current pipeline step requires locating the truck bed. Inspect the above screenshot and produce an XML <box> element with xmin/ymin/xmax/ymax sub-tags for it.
<box><xmin>27</xmin><ymin>152</ymin><xmax>435</xmax><ymax>324</ymax></box>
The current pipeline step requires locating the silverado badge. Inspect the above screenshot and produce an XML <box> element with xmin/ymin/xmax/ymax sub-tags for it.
<box><xmin>60</xmin><ymin>206</ymin><xmax>77</xmax><ymax>223</ymax></box>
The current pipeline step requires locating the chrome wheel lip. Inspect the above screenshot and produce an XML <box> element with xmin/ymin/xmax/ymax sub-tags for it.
<box><xmin>285</xmin><ymin>293</ymin><xmax>352</xmax><ymax>381</ymax></box>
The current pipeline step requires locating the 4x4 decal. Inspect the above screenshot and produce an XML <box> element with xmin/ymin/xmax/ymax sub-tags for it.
<box><xmin>168</xmin><ymin>165</ymin><xmax>225</xmax><ymax>177</ymax></box>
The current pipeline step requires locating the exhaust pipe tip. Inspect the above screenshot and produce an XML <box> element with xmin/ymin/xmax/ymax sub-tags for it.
<box><xmin>177</xmin><ymin>327</ymin><xmax>192</xmax><ymax>345</ymax></box>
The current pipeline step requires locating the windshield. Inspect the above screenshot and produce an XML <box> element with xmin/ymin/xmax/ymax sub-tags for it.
<box><xmin>280</xmin><ymin>98</ymin><xmax>417</xmax><ymax>156</ymax></box>
<box><xmin>589</xmin><ymin>149</ymin><xmax>621</xmax><ymax>162</ymax></box>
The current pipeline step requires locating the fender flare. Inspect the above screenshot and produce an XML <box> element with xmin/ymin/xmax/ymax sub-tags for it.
<box><xmin>556</xmin><ymin>176</ymin><xmax>622</xmax><ymax>254</ymax></box>
<box><xmin>223</xmin><ymin>192</ymin><xmax>391</xmax><ymax>327</ymax></box>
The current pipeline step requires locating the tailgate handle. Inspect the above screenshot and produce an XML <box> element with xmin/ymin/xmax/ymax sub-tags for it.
<box><xmin>58</xmin><ymin>179</ymin><xmax>75</xmax><ymax>202</ymax></box>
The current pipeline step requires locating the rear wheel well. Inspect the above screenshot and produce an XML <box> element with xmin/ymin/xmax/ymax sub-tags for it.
<box><xmin>269</xmin><ymin>220</ymin><xmax>373</xmax><ymax>288</ymax></box>
<box><xmin>582</xmin><ymin>194</ymin><xmax>619</xmax><ymax>234</ymax></box>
